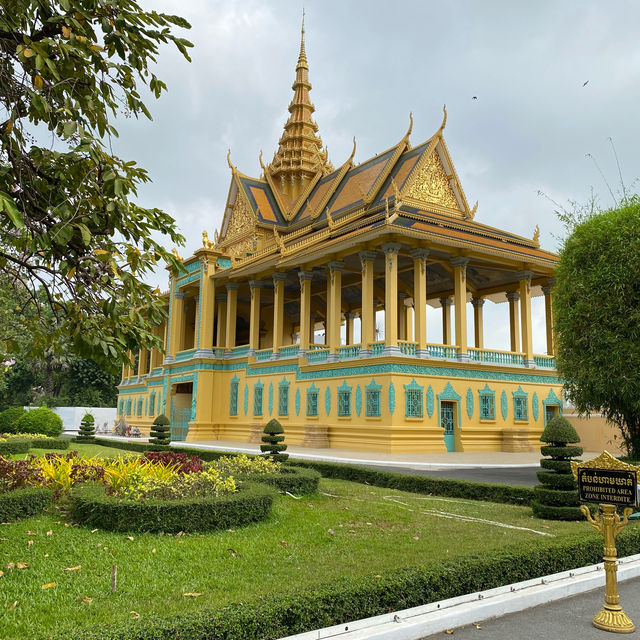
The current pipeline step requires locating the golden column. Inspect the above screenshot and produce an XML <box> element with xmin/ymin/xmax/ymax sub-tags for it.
<box><xmin>224</xmin><ymin>282</ymin><xmax>239</xmax><ymax>353</ymax></box>
<box><xmin>195</xmin><ymin>256</ymin><xmax>216</xmax><ymax>357</ymax></box>
<box><xmin>472</xmin><ymin>297</ymin><xmax>485</xmax><ymax>349</ymax></box>
<box><xmin>298</xmin><ymin>271</ymin><xmax>314</xmax><ymax>353</ymax></box>
<box><xmin>272</xmin><ymin>272</ymin><xmax>287</xmax><ymax>358</ymax></box>
<box><xmin>248</xmin><ymin>280</ymin><xmax>263</xmax><ymax>355</ymax></box>
<box><xmin>327</xmin><ymin>261</ymin><xmax>344</xmax><ymax>362</ymax></box>
<box><xmin>411</xmin><ymin>249</ymin><xmax>429</xmax><ymax>357</ymax></box>
<box><xmin>440</xmin><ymin>297</ymin><xmax>452</xmax><ymax>345</ymax></box>
<box><xmin>518</xmin><ymin>271</ymin><xmax>535</xmax><ymax>367</ymax></box>
<box><xmin>382</xmin><ymin>243</ymin><xmax>401</xmax><ymax>356</ymax></box>
<box><xmin>397</xmin><ymin>292</ymin><xmax>408</xmax><ymax>341</ymax></box>
<box><xmin>215</xmin><ymin>293</ymin><xmax>227</xmax><ymax>349</ymax></box>
<box><xmin>168</xmin><ymin>290</ymin><xmax>185</xmax><ymax>361</ymax></box>
<box><xmin>359</xmin><ymin>251</ymin><xmax>376</xmax><ymax>357</ymax></box>
<box><xmin>162</xmin><ymin>319</ymin><xmax>169</xmax><ymax>361</ymax></box>
<box><xmin>192</xmin><ymin>294</ymin><xmax>200</xmax><ymax>349</ymax></box>
<box><xmin>451</xmin><ymin>257</ymin><xmax>469</xmax><ymax>361</ymax></box>
<box><xmin>506</xmin><ymin>291</ymin><xmax>521</xmax><ymax>353</ymax></box>
<box><xmin>542</xmin><ymin>279</ymin><xmax>555</xmax><ymax>356</ymax></box>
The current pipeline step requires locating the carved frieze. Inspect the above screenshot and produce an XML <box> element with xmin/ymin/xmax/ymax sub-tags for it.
<box><xmin>406</xmin><ymin>149</ymin><xmax>460</xmax><ymax>210</ymax></box>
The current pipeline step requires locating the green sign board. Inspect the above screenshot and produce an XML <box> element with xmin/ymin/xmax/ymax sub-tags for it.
<box><xmin>578</xmin><ymin>468</ymin><xmax>638</xmax><ymax>506</ymax></box>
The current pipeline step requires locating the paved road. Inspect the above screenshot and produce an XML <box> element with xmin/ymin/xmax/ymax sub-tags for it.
<box><xmin>362</xmin><ymin>464</ymin><xmax>540</xmax><ymax>487</ymax></box>
<box><xmin>423</xmin><ymin>576</ymin><xmax>640</xmax><ymax>639</ymax></box>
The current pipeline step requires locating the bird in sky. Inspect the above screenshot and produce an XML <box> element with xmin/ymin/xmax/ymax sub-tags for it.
<box><xmin>472</xmin><ymin>96</ymin><xmax>478</xmax><ymax>100</ymax></box>
<box><xmin>583</xmin><ymin>80</ymin><xmax>589</xmax><ymax>87</ymax></box>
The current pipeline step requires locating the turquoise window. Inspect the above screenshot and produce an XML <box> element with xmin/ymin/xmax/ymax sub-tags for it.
<box><xmin>118</xmin><ymin>399</ymin><xmax>123</xmax><ymax>414</ymax></box>
<box><xmin>137</xmin><ymin>398</ymin><xmax>143</xmax><ymax>416</ymax></box>
<box><xmin>229</xmin><ymin>376</ymin><xmax>239</xmax><ymax>416</ymax></box>
<box><xmin>253</xmin><ymin>382</ymin><xmax>263</xmax><ymax>416</ymax></box>
<box><xmin>306</xmin><ymin>386</ymin><xmax>318</xmax><ymax>417</ymax></box>
<box><xmin>278</xmin><ymin>378</ymin><xmax>289</xmax><ymax>416</ymax></box>
<box><xmin>404</xmin><ymin>379</ymin><xmax>423</xmax><ymax>418</ymax></box>
<box><xmin>365</xmin><ymin>379</ymin><xmax>382</xmax><ymax>417</ymax></box>
<box><xmin>149</xmin><ymin>393</ymin><xmax>156</xmax><ymax>417</ymax></box>
<box><xmin>480</xmin><ymin>394</ymin><xmax>495</xmax><ymax>420</ymax></box>
<box><xmin>514</xmin><ymin>397</ymin><xmax>528</xmax><ymax>420</ymax></box>
<box><xmin>337</xmin><ymin>385</ymin><xmax>351</xmax><ymax>417</ymax></box>
<box><xmin>125</xmin><ymin>398</ymin><xmax>132</xmax><ymax>415</ymax></box>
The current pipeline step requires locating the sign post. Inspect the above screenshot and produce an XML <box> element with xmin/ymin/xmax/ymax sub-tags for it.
<box><xmin>572</xmin><ymin>451</ymin><xmax>638</xmax><ymax>634</ymax></box>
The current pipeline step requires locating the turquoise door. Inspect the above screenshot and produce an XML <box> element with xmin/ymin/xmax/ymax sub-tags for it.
<box><xmin>441</xmin><ymin>401</ymin><xmax>455</xmax><ymax>452</ymax></box>
<box><xmin>170</xmin><ymin>407</ymin><xmax>191</xmax><ymax>441</ymax></box>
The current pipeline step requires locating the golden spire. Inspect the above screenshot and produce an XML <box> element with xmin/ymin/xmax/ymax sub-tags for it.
<box><xmin>268</xmin><ymin>14</ymin><xmax>331</xmax><ymax>201</ymax></box>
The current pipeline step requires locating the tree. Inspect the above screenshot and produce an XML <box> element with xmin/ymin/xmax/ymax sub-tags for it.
<box><xmin>0</xmin><ymin>1</ymin><xmax>192</xmax><ymax>369</ymax></box>
<box><xmin>260</xmin><ymin>419</ymin><xmax>289</xmax><ymax>462</ymax></box>
<box><xmin>554</xmin><ymin>195</ymin><xmax>640</xmax><ymax>458</ymax></box>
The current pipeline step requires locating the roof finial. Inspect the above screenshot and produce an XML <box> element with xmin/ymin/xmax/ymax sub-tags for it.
<box><xmin>439</xmin><ymin>104</ymin><xmax>447</xmax><ymax>133</ymax></box>
<box><xmin>298</xmin><ymin>9</ymin><xmax>307</xmax><ymax>67</ymax></box>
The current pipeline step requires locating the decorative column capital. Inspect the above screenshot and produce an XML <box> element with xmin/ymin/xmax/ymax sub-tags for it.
<box><xmin>298</xmin><ymin>270</ymin><xmax>314</xmax><ymax>284</ymax></box>
<box><xmin>327</xmin><ymin>260</ymin><xmax>345</xmax><ymax>272</ymax></box>
<box><xmin>345</xmin><ymin>312</ymin><xmax>357</xmax><ymax>319</ymax></box>
<box><xmin>450</xmin><ymin>256</ymin><xmax>470</xmax><ymax>268</ymax></box>
<box><xmin>249</xmin><ymin>279</ymin><xmax>267</xmax><ymax>290</ymax></box>
<box><xmin>398</xmin><ymin>292</ymin><xmax>409</xmax><ymax>300</ymax></box>
<box><xmin>215</xmin><ymin>293</ymin><xmax>227</xmax><ymax>303</ymax></box>
<box><xmin>515</xmin><ymin>270</ymin><xmax>534</xmax><ymax>281</ymax></box>
<box><xmin>471</xmin><ymin>297</ymin><xmax>486</xmax><ymax>308</ymax></box>
<box><xmin>541</xmin><ymin>285</ymin><xmax>553</xmax><ymax>296</ymax></box>
<box><xmin>506</xmin><ymin>291</ymin><xmax>520</xmax><ymax>303</ymax></box>
<box><xmin>358</xmin><ymin>250</ymin><xmax>377</xmax><ymax>262</ymax></box>
<box><xmin>381</xmin><ymin>243</ymin><xmax>401</xmax><ymax>256</ymax></box>
<box><xmin>225</xmin><ymin>282</ymin><xmax>240</xmax><ymax>291</ymax></box>
<box><xmin>440</xmin><ymin>297</ymin><xmax>453</xmax><ymax>308</ymax></box>
<box><xmin>272</xmin><ymin>272</ymin><xmax>288</xmax><ymax>284</ymax></box>
<box><xmin>410</xmin><ymin>248</ymin><xmax>430</xmax><ymax>260</ymax></box>
<box><xmin>175</xmin><ymin>291</ymin><xmax>185</xmax><ymax>300</ymax></box>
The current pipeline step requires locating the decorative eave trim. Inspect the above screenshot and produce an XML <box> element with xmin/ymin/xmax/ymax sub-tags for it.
<box><xmin>365</xmin><ymin>137</ymin><xmax>410</xmax><ymax>205</ymax></box>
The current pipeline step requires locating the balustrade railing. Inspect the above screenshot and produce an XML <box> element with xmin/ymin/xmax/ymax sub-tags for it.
<box><xmin>175</xmin><ymin>349</ymin><xmax>195</xmax><ymax>362</ymax></box>
<box><xmin>308</xmin><ymin>343</ymin><xmax>327</xmax><ymax>351</ymax></box>
<box><xmin>398</xmin><ymin>341</ymin><xmax>417</xmax><ymax>356</ymax></box>
<box><xmin>371</xmin><ymin>341</ymin><xmax>385</xmax><ymax>356</ymax></box>
<box><xmin>427</xmin><ymin>344</ymin><xmax>458</xmax><ymax>359</ymax></box>
<box><xmin>213</xmin><ymin>347</ymin><xmax>225</xmax><ymax>358</ymax></box>
<box><xmin>280</xmin><ymin>345</ymin><xmax>300</xmax><ymax>358</ymax></box>
<box><xmin>256</xmin><ymin>349</ymin><xmax>273</xmax><ymax>362</ymax></box>
<box><xmin>534</xmin><ymin>354</ymin><xmax>556</xmax><ymax>369</ymax></box>
<box><xmin>338</xmin><ymin>345</ymin><xmax>361</xmax><ymax>360</ymax></box>
<box><xmin>468</xmin><ymin>348</ymin><xmax>524</xmax><ymax>366</ymax></box>
<box><xmin>229</xmin><ymin>345</ymin><xmax>250</xmax><ymax>358</ymax></box>
<box><xmin>307</xmin><ymin>348</ymin><xmax>329</xmax><ymax>364</ymax></box>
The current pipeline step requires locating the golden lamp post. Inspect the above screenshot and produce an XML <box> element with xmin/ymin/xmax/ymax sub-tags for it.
<box><xmin>572</xmin><ymin>451</ymin><xmax>638</xmax><ymax>634</ymax></box>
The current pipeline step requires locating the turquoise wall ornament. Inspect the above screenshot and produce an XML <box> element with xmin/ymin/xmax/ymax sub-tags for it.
<box><xmin>325</xmin><ymin>387</ymin><xmax>331</xmax><ymax>416</ymax></box>
<box><xmin>532</xmin><ymin>391</ymin><xmax>539</xmax><ymax>421</ymax></box>
<box><xmin>268</xmin><ymin>382</ymin><xmax>274</xmax><ymax>416</ymax></box>
<box><xmin>426</xmin><ymin>385</ymin><xmax>434</xmax><ymax>418</ymax></box>
<box><xmin>295</xmin><ymin>388</ymin><xmax>301</xmax><ymax>416</ymax></box>
<box><xmin>466</xmin><ymin>387</ymin><xmax>474</xmax><ymax>419</ymax></box>
<box><xmin>389</xmin><ymin>381</ymin><xmax>395</xmax><ymax>415</ymax></box>
<box><xmin>243</xmin><ymin>384</ymin><xmax>248</xmax><ymax>416</ymax></box>
<box><xmin>501</xmin><ymin>390</ymin><xmax>508</xmax><ymax>421</ymax></box>
<box><xmin>355</xmin><ymin>384</ymin><xmax>362</xmax><ymax>417</ymax></box>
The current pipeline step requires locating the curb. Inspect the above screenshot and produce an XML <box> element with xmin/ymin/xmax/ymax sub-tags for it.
<box><xmin>278</xmin><ymin>554</ymin><xmax>640</xmax><ymax>640</ymax></box>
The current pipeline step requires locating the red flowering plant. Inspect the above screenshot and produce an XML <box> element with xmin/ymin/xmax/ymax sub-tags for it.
<box><xmin>0</xmin><ymin>456</ymin><xmax>45</xmax><ymax>492</ymax></box>
<box><xmin>142</xmin><ymin>451</ymin><xmax>203</xmax><ymax>474</ymax></box>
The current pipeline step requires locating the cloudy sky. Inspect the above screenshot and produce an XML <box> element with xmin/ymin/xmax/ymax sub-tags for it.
<box><xmin>114</xmin><ymin>0</ymin><xmax>640</xmax><ymax>352</ymax></box>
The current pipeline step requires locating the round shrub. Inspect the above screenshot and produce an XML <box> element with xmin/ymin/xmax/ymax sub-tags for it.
<box><xmin>532</xmin><ymin>416</ymin><xmax>583</xmax><ymax>520</ymax></box>
<box><xmin>70</xmin><ymin>481</ymin><xmax>275</xmax><ymax>533</ymax></box>
<box><xmin>260</xmin><ymin>418</ymin><xmax>289</xmax><ymax>462</ymax></box>
<box><xmin>149</xmin><ymin>414</ymin><xmax>171</xmax><ymax>447</ymax></box>
<box><xmin>237</xmin><ymin>466</ymin><xmax>320</xmax><ymax>495</ymax></box>
<box><xmin>76</xmin><ymin>413</ymin><xmax>96</xmax><ymax>443</ymax></box>
<box><xmin>0</xmin><ymin>407</ymin><xmax>26</xmax><ymax>434</ymax></box>
<box><xmin>15</xmin><ymin>407</ymin><xmax>63</xmax><ymax>437</ymax></box>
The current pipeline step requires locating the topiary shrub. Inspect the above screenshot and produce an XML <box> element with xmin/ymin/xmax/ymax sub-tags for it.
<box><xmin>15</xmin><ymin>407</ymin><xmax>63</xmax><ymax>437</ymax></box>
<box><xmin>260</xmin><ymin>419</ymin><xmax>289</xmax><ymax>462</ymax></box>
<box><xmin>532</xmin><ymin>416</ymin><xmax>583</xmax><ymax>520</ymax></box>
<box><xmin>76</xmin><ymin>413</ymin><xmax>96</xmax><ymax>442</ymax></box>
<box><xmin>149</xmin><ymin>414</ymin><xmax>171</xmax><ymax>447</ymax></box>
<box><xmin>0</xmin><ymin>406</ymin><xmax>26</xmax><ymax>434</ymax></box>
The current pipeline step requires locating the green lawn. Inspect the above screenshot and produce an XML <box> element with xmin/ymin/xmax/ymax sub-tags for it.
<box><xmin>0</xmin><ymin>476</ymin><xmax>588</xmax><ymax>640</ymax></box>
<box><xmin>15</xmin><ymin>442</ymin><xmax>141</xmax><ymax>460</ymax></box>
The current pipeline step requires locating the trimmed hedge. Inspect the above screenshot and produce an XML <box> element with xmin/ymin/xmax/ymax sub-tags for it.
<box><xmin>93</xmin><ymin>438</ymin><xmax>238</xmax><ymax>461</ymax></box>
<box><xmin>0</xmin><ymin>437</ymin><xmax>31</xmax><ymax>454</ymax></box>
<box><xmin>286</xmin><ymin>459</ymin><xmax>534</xmax><ymax>505</ymax></box>
<box><xmin>30</xmin><ymin>436</ymin><xmax>71</xmax><ymax>450</ymax></box>
<box><xmin>52</xmin><ymin>526</ymin><xmax>640</xmax><ymax>640</ymax></box>
<box><xmin>238</xmin><ymin>466</ymin><xmax>320</xmax><ymax>495</ymax></box>
<box><xmin>15</xmin><ymin>407</ymin><xmax>64</xmax><ymax>437</ymax></box>
<box><xmin>0</xmin><ymin>487</ymin><xmax>53</xmax><ymax>521</ymax></box>
<box><xmin>540</xmin><ymin>445</ymin><xmax>583</xmax><ymax>458</ymax></box>
<box><xmin>71</xmin><ymin>481</ymin><xmax>276</xmax><ymax>533</ymax></box>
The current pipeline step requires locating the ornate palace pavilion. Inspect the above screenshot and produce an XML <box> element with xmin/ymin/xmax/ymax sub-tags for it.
<box><xmin>118</xmin><ymin>23</ymin><xmax>562</xmax><ymax>452</ymax></box>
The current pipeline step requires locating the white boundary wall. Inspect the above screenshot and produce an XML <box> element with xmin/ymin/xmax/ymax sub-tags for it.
<box><xmin>24</xmin><ymin>406</ymin><xmax>116</xmax><ymax>434</ymax></box>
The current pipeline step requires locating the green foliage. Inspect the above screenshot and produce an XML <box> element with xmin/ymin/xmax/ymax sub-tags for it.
<box><xmin>555</xmin><ymin>195</ymin><xmax>640</xmax><ymax>458</ymax></box>
<box><xmin>71</xmin><ymin>481</ymin><xmax>275</xmax><ymax>533</ymax></box>
<box><xmin>0</xmin><ymin>405</ymin><xmax>25</xmax><ymax>432</ymax></box>
<box><xmin>0</xmin><ymin>436</ymin><xmax>31</xmax><ymax>454</ymax></box>
<box><xmin>238</xmin><ymin>466</ymin><xmax>321</xmax><ymax>495</ymax></box>
<box><xmin>15</xmin><ymin>406</ymin><xmax>63</xmax><ymax>437</ymax></box>
<box><xmin>0</xmin><ymin>1</ymin><xmax>192</xmax><ymax>368</ymax></box>
<box><xmin>286</xmin><ymin>459</ymin><xmax>533</xmax><ymax>505</ymax></box>
<box><xmin>261</xmin><ymin>419</ymin><xmax>289</xmax><ymax>461</ymax></box>
<box><xmin>29</xmin><ymin>435</ymin><xmax>69</xmax><ymax>450</ymax></box>
<box><xmin>149</xmin><ymin>413</ymin><xmax>171</xmax><ymax>447</ymax></box>
<box><xmin>0</xmin><ymin>487</ymin><xmax>53</xmax><ymax>521</ymax></box>
<box><xmin>540</xmin><ymin>416</ymin><xmax>580</xmax><ymax>445</ymax></box>
<box><xmin>51</xmin><ymin>527</ymin><xmax>640</xmax><ymax>640</ymax></box>
<box><xmin>77</xmin><ymin>412</ymin><xmax>96</xmax><ymax>442</ymax></box>
<box><xmin>533</xmin><ymin>420</ymin><xmax>583</xmax><ymax>520</ymax></box>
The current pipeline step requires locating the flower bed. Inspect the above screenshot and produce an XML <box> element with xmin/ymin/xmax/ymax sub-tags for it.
<box><xmin>70</xmin><ymin>481</ymin><xmax>275</xmax><ymax>533</ymax></box>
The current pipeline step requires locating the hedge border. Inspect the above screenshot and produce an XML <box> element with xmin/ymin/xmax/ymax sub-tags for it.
<box><xmin>93</xmin><ymin>438</ymin><xmax>236</xmax><ymax>461</ymax></box>
<box><xmin>53</xmin><ymin>525</ymin><xmax>640</xmax><ymax>640</ymax></box>
<box><xmin>0</xmin><ymin>437</ymin><xmax>31</xmax><ymax>454</ymax></box>
<box><xmin>286</xmin><ymin>459</ymin><xmax>534</xmax><ymax>505</ymax></box>
<box><xmin>30</xmin><ymin>436</ymin><xmax>71</xmax><ymax>450</ymax></box>
<box><xmin>0</xmin><ymin>487</ymin><xmax>53</xmax><ymax>521</ymax></box>
<box><xmin>237</xmin><ymin>466</ymin><xmax>320</xmax><ymax>495</ymax></box>
<box><xmin>70</xmin><ymin>481</ymin><xmax>275</xmax><ymax>533</ymax></box>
